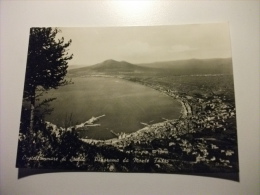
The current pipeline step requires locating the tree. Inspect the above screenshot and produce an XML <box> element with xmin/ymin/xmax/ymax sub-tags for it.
<box><xmin>23</xmin><ymin>27</ymin><xmax>73</xmax><ymax>134</ymax></box>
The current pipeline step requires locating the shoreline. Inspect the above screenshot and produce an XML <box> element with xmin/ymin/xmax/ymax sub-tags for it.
<box><xmin>79</xmin><ymin>74</ymin><xmax>191</xmax><ymax>144</ymax></box>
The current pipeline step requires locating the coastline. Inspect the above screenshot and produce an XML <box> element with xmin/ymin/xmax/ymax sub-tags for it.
<box><xmin>79</xmin><ymin>75</ymin><xmax>191</xmax><ymax>144</ymax></box>
<box><xmin>44</xmin><ymin>74</ymin><xmax>189</xmax><ymax>144</ymax></box>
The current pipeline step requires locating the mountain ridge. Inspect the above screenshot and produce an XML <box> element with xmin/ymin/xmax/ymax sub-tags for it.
<box><xmin>68</xmin><ymin>58</ymin><xmax>233</xmax><ymax>76</ymax></box>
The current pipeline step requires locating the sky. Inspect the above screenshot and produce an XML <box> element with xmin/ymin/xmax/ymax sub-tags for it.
<box><xmin>57</xmin><ymin>23</ymin><xmax>232</xmax><ymax>66</ymax></box>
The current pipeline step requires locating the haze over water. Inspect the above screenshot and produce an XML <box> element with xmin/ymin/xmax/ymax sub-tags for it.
<box><xmin>44</xmin><ymin>77</ymin><xmax>182</xmax><ymax>139</ymax></box>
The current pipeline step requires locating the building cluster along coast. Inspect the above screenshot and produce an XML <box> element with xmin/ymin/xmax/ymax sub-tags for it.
<box><xmin>80</xmin><ymin>74</ymin><xmax>237</xmax><ymax>171</ymax></box>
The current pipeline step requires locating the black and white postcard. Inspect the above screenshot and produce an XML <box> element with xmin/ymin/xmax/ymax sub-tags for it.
<box><xmin>16</xmin><ymin>24</ymin><xmax>239</xmax><ymax>178</ymax></box>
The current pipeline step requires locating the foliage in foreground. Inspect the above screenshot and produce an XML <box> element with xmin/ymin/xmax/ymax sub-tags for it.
<box><xmin>16</xmin><ymin>109</ymin><xmax>238</xmax><ymax>174</ymax></box>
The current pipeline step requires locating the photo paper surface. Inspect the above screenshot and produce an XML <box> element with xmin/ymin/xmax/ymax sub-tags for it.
<box><xmin>16</xmin><ymin>24</ymin><xmax>239</xmax><ymax>179</ymax></box>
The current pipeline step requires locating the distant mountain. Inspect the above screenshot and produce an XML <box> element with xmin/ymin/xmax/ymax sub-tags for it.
<box><xmin>68</xmin><ymin>58</ymin><xmax>233</xmax><ymax>76</ymax></box>
<box><xmin>87</xmin><ymin>59</ymin><xmax>150</xmax><ymax>71</ymax></box>
<box><xmin>68</xmin><ymin>59</ymin><xmax>156</xmax><ymax>75</ymax></box>
<box><xmin>138</xmin><ymin>58</ymin><xmax>233</xmax><ymax>75</ymax></box>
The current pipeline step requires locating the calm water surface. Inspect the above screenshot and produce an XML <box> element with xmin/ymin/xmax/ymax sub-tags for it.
<box><xmin>44</xmin><ymin>77</ymin><xmax>181</xmax><ymax>140</ymax></box>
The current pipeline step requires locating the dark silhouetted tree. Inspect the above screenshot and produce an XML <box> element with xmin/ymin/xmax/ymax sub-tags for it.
<box><xmin>23</xmin><ymin>27</ymin><xmax>73</xmax><ymax>134</ymax></box>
